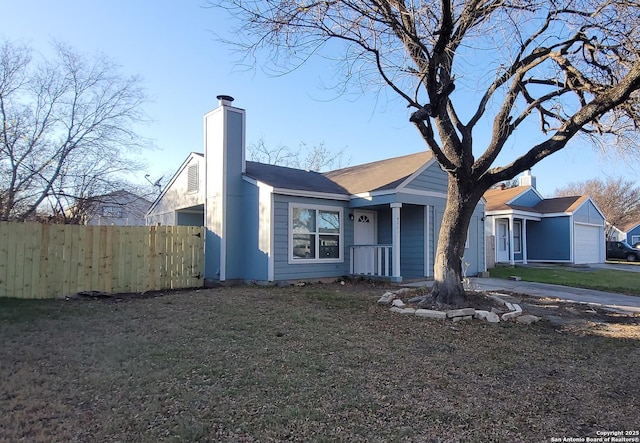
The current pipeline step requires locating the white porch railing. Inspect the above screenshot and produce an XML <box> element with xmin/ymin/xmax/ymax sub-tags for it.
<box><xmin>350</xmin><ymin>244</ymin><xmax>393</xmax><ymax>278</ymax></box>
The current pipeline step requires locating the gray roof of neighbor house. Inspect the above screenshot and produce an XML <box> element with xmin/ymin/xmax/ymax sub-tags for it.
<box><xmin>245</xmin><ymin>151</ymin><xmax>434</xmax><ymax>196</ymax></box>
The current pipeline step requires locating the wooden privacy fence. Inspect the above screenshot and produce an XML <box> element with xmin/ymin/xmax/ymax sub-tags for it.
<box><xmin>0</xmin><ymin>223</ymin><xmax>205</xmax><ymax>299</ymax></box>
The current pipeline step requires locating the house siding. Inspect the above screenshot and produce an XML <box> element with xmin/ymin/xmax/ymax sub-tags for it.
<box><xmin>272</xmin><ymin>194</ymin><xmax>351</xmax><ymax>281</ymax></box>
<box><xmin>511</xmin><ymin>188</ymin><xmax>542</xmax><ymax>207</ymax></box>
<box><xmin>223</xmin><ymin>110</ymin><xmax>246</xmax><ymax>280</ymax></box>
<box><xmin>404</xmin><ymin>162</ymin><xmax>448</xmax><ymax>194</ymax></box>
<box><xmin>147</xmin><ymin>154</ymin><xmax>205</xmax><ymax>225</ymax></box>
<box><xmin>627</xmin><ymin>225</ymin><xmax>640</xmax><ymax>245</ymax></box>
<box><xmin>377</xmin><ymin>205</ymin><xmax>426</xmax><ymax>279</ymax></box>
<box><xmin>240</xmin><ymin>181</ymin><xmax>269</xmax><ymax>281</ymax></box>
<box><xmin>527</xmin><ymin>216</ymin><xmax>571</xmax><ymax>261</ymax></box>
<box><xmin>400</xmin><ymin>205</ymin><xmax>425</xmax><ymax>279</ymax></box>
<box><xmin>573</xmin><ymin>200</ymin><xmax>604</xmax><ymax>225</ymax></box>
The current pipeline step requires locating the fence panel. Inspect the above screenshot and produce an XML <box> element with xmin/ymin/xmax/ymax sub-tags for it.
<box><xmin>0</xmin><ymin>222</ymin><xmax>205</xmax><ymax>299</ymax></box>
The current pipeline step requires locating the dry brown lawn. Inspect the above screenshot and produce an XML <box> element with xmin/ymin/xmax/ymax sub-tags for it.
<box><xmin>1</xmin><ymin>282</ymin><xmax>639</xmax><ymax>442</ymax></box>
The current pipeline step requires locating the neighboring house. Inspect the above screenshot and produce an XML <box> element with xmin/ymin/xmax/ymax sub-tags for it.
<box><xmin>147</xmin><ymin>95</ymin><xmax>486</xmax><ymax>284</ymax></box>
<box><xmin>607</xmin><ymin>223</ymin><xmax>625</xmax><ymax>241</ymax></box>
<box><xmin>144</xmin><ymin>152</ymin><xmax>205</xmax><ymax>226</ymax></box>
<box><xmin>484</xmin><ymin>173</ymin><xmax>606</xmax><ymax>265</ymax></box>
<box><xmin>87</xmin><ymin>190</ymin><xmax>152</xmax><ymax>226</ymax></box>
<box><xmin>611</xmin><ymin>221</ymin><xmax>640</xmax><ymax>245</ymax></box>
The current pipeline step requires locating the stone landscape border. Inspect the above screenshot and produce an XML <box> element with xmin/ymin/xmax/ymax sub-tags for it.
<box><xmin>377</xmin><ymin>287</ymin><xmax>541</xmax><ymax>324</ymax></box>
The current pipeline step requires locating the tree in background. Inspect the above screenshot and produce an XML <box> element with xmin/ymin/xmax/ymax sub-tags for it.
<box><xmin>248</xmin><ymin>138</ymin><xmax>350</xmax><ymax>171</ymax></box>
<box><xmin>0</xmin><ymin>39</ymin><xmax>148</xmax><ymax>222</ymax></box>
<box><xmin>215</xmin><ymin>0</ymin><xmax>640</xmax><ymax>305</ymax></box>
<box><xmin>555</xmin><ymin>178</ymin><xmax>640</xmax><ymax>240</ymax></box>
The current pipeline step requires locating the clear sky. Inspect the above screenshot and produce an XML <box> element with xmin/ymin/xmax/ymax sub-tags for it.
<box><xmin>3</xmin><ymin>0</ymin><xmax>638</xmax><ymax>197</ymax></box>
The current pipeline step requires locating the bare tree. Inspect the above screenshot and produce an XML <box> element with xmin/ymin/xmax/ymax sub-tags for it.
<box><xmin>248</xmin><ymin>138</ymin><xmax>350</xmax><ymax>171</ymax></box>
<box><xmin>555</xmin><ymin>177</ymin><xmax>640</xmax><ymax>240</ymax></box>
<box><xmin>213</xmin><ymin>0</ymin><xmax>640</xmax><ymax>304</ymax></box>
<box><xmin>0</xmin><ymin>39</ymin><xmax>148</xmax><ymax>222</ymax></box>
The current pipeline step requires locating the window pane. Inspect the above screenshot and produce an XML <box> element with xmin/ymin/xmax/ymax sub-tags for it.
<box><xmin>292</xmin><ymin>208</ymin><xmax>316</xmax><ymax>233</ymax></box>
<box><xmin>319</xmin><ymin>235</ymin><xmax>339</xmax><ymax>259</ymax></box>
<box><xmin>318</xmin><ymin>211</ymin><xmax>340</xmax><ymax>233</ymax></box>
<box><xmin>293</xmin><ymin>234</ymin><xmax>316</xmax><ymax>259</ymax></box>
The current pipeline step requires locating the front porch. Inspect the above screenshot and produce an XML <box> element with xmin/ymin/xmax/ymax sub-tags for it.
<box><xmin>348</xmin><ymin>202</ymin><xmax>404</xmax><ymax>281</ymax></box>
<box><xmin>492</xmin><ymin>215</ymin><xmax>540</xmax><ymax>265</ymax></box>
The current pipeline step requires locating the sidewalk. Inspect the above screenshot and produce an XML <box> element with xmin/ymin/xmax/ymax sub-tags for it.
<box><xmin>404</xmin><ymin>277</ymin><xmax>640</xmax><ymax>315</ymax></box>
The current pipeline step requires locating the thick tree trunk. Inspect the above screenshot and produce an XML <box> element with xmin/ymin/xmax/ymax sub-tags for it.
<box><xmin>424</xmin><ymin>178</ymin><xmax>483</xmax><ymax>307</ymax></box>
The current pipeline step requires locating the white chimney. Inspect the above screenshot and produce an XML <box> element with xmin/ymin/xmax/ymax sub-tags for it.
<box><xmin>519</xmin><ymin>169</ymin><xmax>536</xmax><ymax>188</ymax></box>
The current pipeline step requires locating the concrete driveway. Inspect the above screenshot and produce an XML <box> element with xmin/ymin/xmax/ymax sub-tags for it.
<box><xmin>469</xmin><ymin>277</ymin><xmax>640</xmax><ymax>314</ymax></box>
<box><xmin>593</xmin><ymin>262</ymin><xmax>640</xmax><ymax>272</ymax></box>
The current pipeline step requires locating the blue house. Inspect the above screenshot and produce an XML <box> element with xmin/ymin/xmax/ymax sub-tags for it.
<box><xmin>611</xmin><ymin>222</ymin><xmax>640</xmax><ymax>246</ymax></box>
<box><xmin>147</xmin><ymin>96</ymin><xmax>486</xmax><ymax>284</ymax></box>
<box><xmin>484</xmin><ymin>173</ymin><xmax>605</xmax><ymax>266</ymax></box>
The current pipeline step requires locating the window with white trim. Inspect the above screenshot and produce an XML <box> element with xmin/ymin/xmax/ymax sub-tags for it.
<box><xmin>631</xmin><ymin>235</ymin><xmax>640</xmax><ymax>246</ymax></box>
<box><xmin>513</xmin><ymin>220</ymin><xmax>522</xmax><ymax>253</ymax></box>
<box><xmin>290</xmin><ymin>204</ymin><xmax>342</xmax><ymax>262</ymax></box>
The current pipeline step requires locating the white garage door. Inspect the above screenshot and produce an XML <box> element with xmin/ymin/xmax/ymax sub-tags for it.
<box><xmin>574</xmin><ymin>224</ymin><xmax>603</xmax><ymax>264</ymax></box>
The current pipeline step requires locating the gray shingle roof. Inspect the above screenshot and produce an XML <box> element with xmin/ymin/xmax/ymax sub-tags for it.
<box><xmin>245</xmin><ymin>151</ymin><xmax>434</xmax><ymax>196</ymax></box>
<box><xmin>245</xmin><ymin>162</ymin><xmax>349</xmax><ymax>195</ymax></box>
<box><xmin>324</xmin><ymin>152</ymin><xmax>433</xmax><ymax>194</ymax></box>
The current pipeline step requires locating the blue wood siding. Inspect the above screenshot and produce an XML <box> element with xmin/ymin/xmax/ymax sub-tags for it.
<box><xmin>377</xmin><ymin>209</ymin><xmax>392</xmax><ymax>245</ymax></box>
<box><xmin>223</xmin><ymin>110</ymin><xmax>246</xmax><ymax>280</ymax></box>
<box><xmin>405</xmin><ymin>162</ymin><xmax>448</xmax><ymax>193</ymax></box>
<box><xmin>511</xmin><ymin>188</ymin><xmax>543</xmax><ymax>207</ymax></box>
<box><xmin>527</xmin><ymin>217</ymin><xmax>571</xmax><ymax>261</ymax></box>
<box><xmin>573</xmin><ymin>200</ymin><xmax>604</xmax><ymax>225</ymax></box>
<box><xmin>241</xmin><ymin>181</ymin><xmax>269</xmax><ymax>281</ymax></box>
<box><xmin>272</xmin><ymin>195</ymin><xmax>351</xmax><ymax>281</ymax></box>
<box><xmin>626</xmin><ymin>224</ymin><xmax>640</xmax><ymax>244</ymax></box>
<box><xmin>400</xmin><ymin>205</ymin><xmax>425</xmax><ymax>279</ymax></box>
<box><xmin>377</xmin><ymin>205</ymin><xmax>426</xmax><ymax>279</ymax></box>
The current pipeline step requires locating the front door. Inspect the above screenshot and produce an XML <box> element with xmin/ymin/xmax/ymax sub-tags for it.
<box><xmin>354</xmin><ymin>210</ymin><xmax>376</xmax><ymax>274</ymax></box>
<box><xmin>496</xmin><ymin>220</ymin><xmax>510</xmax><ymax>262</ymax></box>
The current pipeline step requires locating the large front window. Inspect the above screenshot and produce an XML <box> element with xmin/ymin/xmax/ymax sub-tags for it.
<box><xmin>290</xmin><ymin>204</ymin><xmax>342</xmax><ymax>262</ymax></box>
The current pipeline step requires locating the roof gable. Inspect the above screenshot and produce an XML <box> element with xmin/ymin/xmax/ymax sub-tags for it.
<box><xmin>148</xmin><ymin>152</ymin><xmax>203</xmax><ymax>213</ymax></box>
<box><xmin>484</xmin><ymin>186</ymin><xmax>531</xmax><ymax>211</ymax></box>
<box><xmin>324</xmin><ymin>151</ymin><xmax>433</xmax><ymax>194</ymax></box>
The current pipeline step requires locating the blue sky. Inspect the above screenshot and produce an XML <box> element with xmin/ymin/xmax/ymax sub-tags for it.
<box><xmin>3</xmin><ymin>0</ymin><xmax>638</xmax><ymax>197</ymax></box>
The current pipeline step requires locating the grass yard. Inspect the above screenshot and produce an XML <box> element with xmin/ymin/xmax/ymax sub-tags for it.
<box><xmin>1</xmin><ymin>283</ymin><xmax>639</xmax><ymax>442</ymax></box>
<box><xmin>489</xmin><ymin>265</ymin><xmax>640</xmax><ymax>296</ymax></box>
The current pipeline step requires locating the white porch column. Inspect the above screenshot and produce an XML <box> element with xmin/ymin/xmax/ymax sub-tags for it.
<box><xmin>391</xmin><ymin>203</ymin><xmax>402</xmax><ymax>282</ymax></box>
<box><xmin>522</xmin><ymin>219</ymin><xmax>528</xmax><ymax>265</ymax></box>
<box><xmin>508</xmin><ymin>216</ymin><xmax>515</xmax><ymax>265</ymax></box>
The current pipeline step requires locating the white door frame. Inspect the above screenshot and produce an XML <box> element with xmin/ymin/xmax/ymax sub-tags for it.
<box><xmin>353</xmin><ymin>209</ymin><xmax>377</xmax><ymax>275</ymax></box>
<box><xmin>496</xmin><ymin>219</ymin><xmax>510</xmax><ymax>263</ymax></box>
